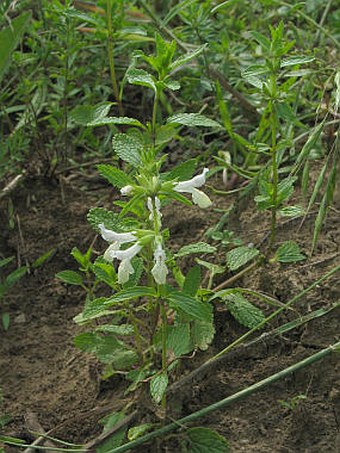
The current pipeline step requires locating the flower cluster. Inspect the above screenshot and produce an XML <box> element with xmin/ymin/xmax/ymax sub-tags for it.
<box><xmin>100</xmin><ymin>169</ymin><xmax>211</xmax><ymax>285</ymax></box>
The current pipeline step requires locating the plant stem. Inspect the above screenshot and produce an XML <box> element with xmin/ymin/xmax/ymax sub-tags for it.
<box><xmin>152</xmin><ymin>91</ymin><xmax>159</xmax><ymax>147</ymax></box>
<box><xmin>109</xmin><ymin>341</ymin><xmax>340</xmax><ymax>452</ymax></box>
<box><xmin>106</xmin><ymin>0</ymin><xmax>123</xmax><ymax>115</ymax></box>
<box><xmin>160</xmin><ymin>300</ymin><xmax>167</xmax><ymax>409</ymax></box>
<box><xmin>270</xmin><ymin>103</ymin><xmax>278</xmax><ymax>246</ymax></box>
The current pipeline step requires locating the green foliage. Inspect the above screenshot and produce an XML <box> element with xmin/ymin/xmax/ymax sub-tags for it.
<box><xmin>175</xmin><ymin>242</ymin><xmax>217</xmax><ymax>258</ymax></box>
<box><xmin>226</xmin><ymin>246</ymin><xmax>259</xmax><ymax>271</ymax></box>
<box><xmin>0</xmin><ymin>258</ymin><xmax>27</xmax><ymax>331</ymax></box>
<box><xmin>222</xmin><ymin>293</ymin><xmax>265</xmax><ymax>329</ymax></box>
<box><xmin>184</xmin><ymin>427</ymin><xmax>229</xmax><ymax>452</ymax></box>
<box><xmin>273</xmin><ymin>241</ymin><xmax>306</xmax><ymax>264</ymax></box>
<box><xmin>0</xmin><ymin>12</ymin><xmax>32</xmax><ymax>82</ymax></box>
<box><xmin>150</xmin><ymin>373</ymin><xmax>168</xmax><ymax>404</ymax></box>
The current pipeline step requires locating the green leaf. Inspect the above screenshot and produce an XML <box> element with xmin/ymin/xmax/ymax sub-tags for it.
<box><xmin>0</xmin><ymin>12</ymin><xmax>32</xmax><ymax>83</ymax></box>
<box><xmin>277</xmin><ymin>176</ymin><xmax>296</xmax><ymax>206</ymax></box>
<box><xmin>274</xmin><ymin>241</ymin><xmax>306</xmax><ymax>263</ymax></box>
<box><xmin>127</xmin><ymin>68</ymin><xmax>157</xmax><ymax>92</ymax></box>
<box><xmin>0</xmin><ymin>257</ymin><xmax>14</xmax><ymax>269</ymax></box>
<box><xmin>128</xmin><ymin>423</ymin><xmax>154</xmax><ymax>441</ymax></box>
<box><xmin>195</xmin><ymin>259</ymin><xmax>225</xmax><ymax>276</ymax></box>
<box><xmin>5</xmin><ymin>266</ymin><xmax>27</xmax><ymax>287</ymax></box>
<box><xmin>87</xmin><ymin>116</ymin><xmax>144</xmax><ymax>127</ymax></box>
<box><xmin>279</xmin><ymin>205</ymin><xmax>304</xmax><ymax>217</ymax></box>
<box><xmin>95</xmin><ymin>324</ymin><xmax>134</xmax><ymax>335</ymax></box>
<box><xmin>97</xmin><ymin>164</ymin><xmax>135</xmax><ymax>189</ymax></box>
<box><xmin>70</xmin><ymin>102</ymin><xmax>112</xmax><ymax>125</ymax></box>
<box><xmin>163</xmin><ymin>159</ymin><xmax>197</xmax><ymax>182</ymax></box>
<box><xmin>108</xmin><ymin>287</ymin><xmax>156</xmax><ymax>304</ymax></box>
<box><xmin>97</xmin><ymin>412</ymin><xmax>126</xmax><ymax>451</ymax></box>
<box><xmin>167</xmin><ymin>323</ymin><xmax>192</xmax><ymax>357</ymax></box>
<box><xmin>250</xmin><ymin>31</ymin><xmax>271</xmax><ymax>50</ymax></box>
<box><xmin>294</xmin><ymin>121</ymin><xmax>325</xmax><ymax>171</ymax></box>
<box><xmin>223</xmin><ymin>293</ymin><xmax>265</xmax><ymax>329</ymax></box>
<box><xmin>170</xmin><ymin>44</ymin><xmax>207</xmax><ymax>71</ymax></box>
<box><xmin>71</xmin><ymin>246</ymin><xmax>92</xmax><ymax>270</ymax></box>
<box><xmin>183</xmin><ymin>266</ymin><xmax>201</xmax><ymax>296</ymax></box>
<box><xmin>191</xmin><ymin>320</ymin><xmax>215</xmax><ymax>351</ymax></box>
<box><xmin>175</xmin><ymin>242</ymin><xmax>217</xmax><ymax>258</ymax></box>
<box><xmin>87</xmin><ymin>207</ymin><xmax>125</xmax><ymax>232</ymax></box>
<box><xmin>281</xmin><ymin>55</ymin><xmax>315</xmax><ymax>67</ymax></box>
<box><xmin>74</xmin><ymin>332</ymin><xmax>138</xmax><ymax>368</ymax></box>
<box><xmin>2</xmin><ymin>313</ymin><xmax>10</xmax><ymax>331</ymax></box>
<box><xmin>226</xmin><ymin>246</ymin><xmax>259</xmax><ymax>271</ymax></box>
<box><xmin>112</xmin><ymin>133</ymin><xmax>142</xmax><ymax>167</ymax></box>
<box><xmin>55</xmin><ymin>270</ymin><xmax>83</xmax><ymax>286</ymax></box>
<box><xmin>167</xmin><ymin>113</ymin><xmax>222</xmax><ymax>128</ymax></box>
<box><xmin>186</xmin><ymin>427</ymin><xmax>229</xmax><ymax>453</ymax></box>
<box><xmin>168</xmin><ymin>292</ymin><xmax>213</xmax><ymax>322</ymax></box>
<box><xmin>32</xmin><ymin>248</ymin><xmax>56</xmax><ymax>268</ymax></box>
<box><xmin>150</xmin><ymin>373</ymin><xmax>168</xmax><ymax>404</ymax></box>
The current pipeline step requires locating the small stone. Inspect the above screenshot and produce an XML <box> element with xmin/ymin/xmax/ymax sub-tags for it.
<box><xmin>14</xmin><ymin>313</ymin><xmax>26</xmax><ymax>324</ymax></box>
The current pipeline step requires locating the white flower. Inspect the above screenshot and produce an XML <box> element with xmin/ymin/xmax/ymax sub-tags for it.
<box><xmin>147</xmin><ymin>196</ymin><xmax>162</xmax><ymax>222</ymax></box>
<box><xmin>174</xmin><ymin>168</ymin><xmax>212</xmax><ymax>209</ymax></box>
<box><xmin>99</xmin><ymin>224</ymin><xmax>136</xmax><ymax>244</ymax></box>
<box><xmin>118</xmin><ymin>258</ymin><xmax>135</xmax><ymax>284</ymax></box>
<box><xmin>113</xmin><ymin>242</ymin><xmax>143</xmax><ymax>284</ymax></box>
<box><xmin>99</xmin><ymin>224</ymin><xmax>141</xmax><ymax>283</ymax></box>
<box><xmin>151</xmin><ymin>242</ymin><xmax>168</xmax><ymax>285</ymax></box>
<box><xmin>120</xmin><ymin>185</ymin><xmax>134</xmax><ymax>196</ymax></box>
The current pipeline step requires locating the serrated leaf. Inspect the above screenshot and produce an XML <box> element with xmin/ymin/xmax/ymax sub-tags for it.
<box><xmin>70</xmin><ymin>102</ymin><xmax>112</xmax><ymax>125</ymax></box>
<box><xmin>127</xmin><ymin>68</ymin><xmax>157</xmax><ymax>92</ymax></box>
<box><xmin>175</xmin><ymin>242</ymin><xmax>217</xmax><ymax>258</ymax></box>
<box><xmin>183</xmin><ymin>266</ymin><xmax>201</xmax><ymax>296</ymax></box>
<box><xmin>74</xmin><ymin>332</ymin><xmax>138</xmax><ymax>368</ymax></box>
<box><xmin>150</xmin><ymin>373</ymin><xmax>168</xmax><ymax>404</ymax></box>
<box><xmin>95</xmin><ymin>324</ymin><xmax>134</xmax><ymax>335</ymax></box>
<box><xmin>87</xmin><ymin>207</ymin><xmax>125</xmax><ymax>232</ymax></box>
<box><xmin>163</xmin><ymin>159</ymin><xmax>197</xmax><ymax>182</ymax></box>
<box><xmin>281</xmin><ymin>55</ymin><xmax>315</xmax><ymax>67</ymax></box>
<box><xmin>97</xmin><ymin>164</ymin><xmax>135</xmax><ymax>189</ymax></box>
<box><xmin>274</xmin><ymin>241</ymin><xmax>306</xmax><ymax>263</ymax></box>
<box><xmin>55</xmin><ymin>270</ymin><xmax>83</xmax><ymax>286</ymax></box>
<box><xmin>191</xmin><ymin>320</ymin><xmax>215</xmax><ymax>351</ymax></box>
<box><xmin>226</xmin><ymin>246</ymin><xmax>259</xmax><ymax>271</ymax></box>
<box><xmin>112</xmin><ymin>133</ymin><xmax>142</xmax><ymax>167</ymax></box>
<box><xmin>223</xmin><ymin>293</ymin><xmax>265</xmax><ymax>329</ymax></box>
<box><xmin>168</xmin><ymin>292</ymin><xmax>213</xmax><ymax>322</ymax></box>
<box><xmin>279</xmin><ymin>205</ymin><xmax>304</xmax><ymax>217</ymax></box>
<box><xmin>167</xmin><ymin>113</ymin><xmax>222</xmax><ymax>128</ymax></box>
<box><xmin>87</xmin><ymin>116</ymin><xmax>143</xmax><ymax>127</ymax></box>
<box><xmin>127</xmin><ymin>424</ymin><xmax>153</xmax><ymax>442</ymax></box>
<box><xmin>186</xmin><ymin>427</ymin><xmax>229</xmax><ymax>453</ymax></box>
<box><xmin>277</xmin><ymin>176</ymin><xmax>296</xmax><ymax>206</ymax></box>
<box><xmin>167</xmin><ymin>323</ymin><xmax>192</xmax><ymax>357</ymax></box>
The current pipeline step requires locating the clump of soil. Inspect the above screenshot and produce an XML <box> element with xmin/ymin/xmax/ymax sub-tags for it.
<box><xmin>0</xmin><ymin>172</ymin><xmax>339</xmax><ymax>452</ymax></box>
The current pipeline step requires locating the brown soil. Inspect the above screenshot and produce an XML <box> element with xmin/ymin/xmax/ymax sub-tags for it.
<box><xmin>0</xmin><ymin>169</ymin><xmax>339</xmax><ymax>452</ymax></box>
